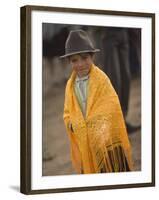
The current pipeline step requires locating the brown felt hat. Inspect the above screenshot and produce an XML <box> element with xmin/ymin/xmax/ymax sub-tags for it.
<box><xmin>60</xmin><ymin>29</ymin><xmax>100</xmax><ymax>58</ymax></box>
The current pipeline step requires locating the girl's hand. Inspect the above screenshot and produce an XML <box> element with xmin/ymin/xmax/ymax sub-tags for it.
<box><xmin>68</xmin><ymin>122</ymin><xmax>74</xmax><ymax>133</ymax></box>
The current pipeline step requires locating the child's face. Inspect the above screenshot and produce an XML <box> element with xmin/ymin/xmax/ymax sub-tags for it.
<box><xmin>69</xmin><ymin>53</ymin><xmax>93</xmax><ymax>77</ymax></box>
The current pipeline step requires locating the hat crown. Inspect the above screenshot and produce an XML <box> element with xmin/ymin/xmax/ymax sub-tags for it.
<box><xmin>65</xmin><ymin>30</ymin><xmax>94</xmax><ymax>52</ymax></box>
<box><xmin>60</xmin><ymin>29</ymin><xmax>100</xmax><ymax>58</ymax></box>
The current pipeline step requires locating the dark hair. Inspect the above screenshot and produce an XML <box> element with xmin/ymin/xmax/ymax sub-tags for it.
<box><xmin>68</xmin><ymin>52</ymin><xmax>94</xmax><ymax>61</ymax></box>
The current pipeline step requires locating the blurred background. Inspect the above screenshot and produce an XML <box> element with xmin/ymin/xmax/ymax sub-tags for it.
<box><xmin>42</xmin><ymin>23</ymin><xmax>141</xmax><ymax>176</ymax></box>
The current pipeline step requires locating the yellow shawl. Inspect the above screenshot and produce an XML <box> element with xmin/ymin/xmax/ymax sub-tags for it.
<box><xmin>63</xmin><ymin>64</ymin><xmax>133</xmax><ymax>174</ymax></box>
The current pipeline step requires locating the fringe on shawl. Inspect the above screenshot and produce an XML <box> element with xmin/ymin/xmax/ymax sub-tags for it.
<box><xmin>93</xmin><ymin>142</ymin><xmax>131</xmax><ymax>173</ymax></box>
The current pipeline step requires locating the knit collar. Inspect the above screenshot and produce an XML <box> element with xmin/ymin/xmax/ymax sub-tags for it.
<box><xmin>75</xmin><ymin>74</ymin><xmax>89</xmax><ymax>82</ymax></box>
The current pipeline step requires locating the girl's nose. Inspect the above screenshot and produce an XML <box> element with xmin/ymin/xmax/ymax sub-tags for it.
<box><xmin>77</xmin><ymin>59</ymin><xmax>83</xmax><ymax>68</ymax></box>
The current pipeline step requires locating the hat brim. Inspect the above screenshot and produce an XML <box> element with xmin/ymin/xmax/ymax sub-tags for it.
<box><xmin>60</xmin><ymin>49</ymin><xmax>100</xmax><ymax>59</ymax></box>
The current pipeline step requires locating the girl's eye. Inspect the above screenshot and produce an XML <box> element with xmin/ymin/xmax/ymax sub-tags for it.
<box><xmin>82</xmin><ymin>56</ymin><xmax>88</xmax><ymax>60</ymax></box>
<box><xmin>71</xmin><ymin>59</ymin><xmax>77</xmax><ymax>63</ymax></box>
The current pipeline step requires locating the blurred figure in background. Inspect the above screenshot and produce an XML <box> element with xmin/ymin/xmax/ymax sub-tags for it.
<box><xmin>101</xmin><ymin>27</ymin><xmax>141</xmax><ymax>133</ymax></box>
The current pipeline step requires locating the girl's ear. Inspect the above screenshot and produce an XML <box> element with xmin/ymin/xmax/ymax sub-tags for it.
<box><xmin>90</xmin><ymin>53</ymin><xmax>95</xmax><ymax>61</ymax></box>
<box><xmin>90</xmin><ymin>52</ymin><xmax>95</xmax><ymax>58</ymax></box>
<box><xmin>67</xmin><ymin>56</ymin><xmax>71</xmax><ymax>63</ymax></box>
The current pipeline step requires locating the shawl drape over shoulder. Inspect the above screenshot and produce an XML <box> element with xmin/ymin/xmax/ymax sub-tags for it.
<box><xmin>63</xmin><ymin>64</ymin><xmax>133</xmax><ymax>174</ymax></box>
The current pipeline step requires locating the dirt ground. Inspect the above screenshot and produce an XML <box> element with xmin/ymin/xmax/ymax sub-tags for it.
<box><xmin>42</xmin><ymin>76</ymin><xmax>141</xmax><ymax>176</ymax></box>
